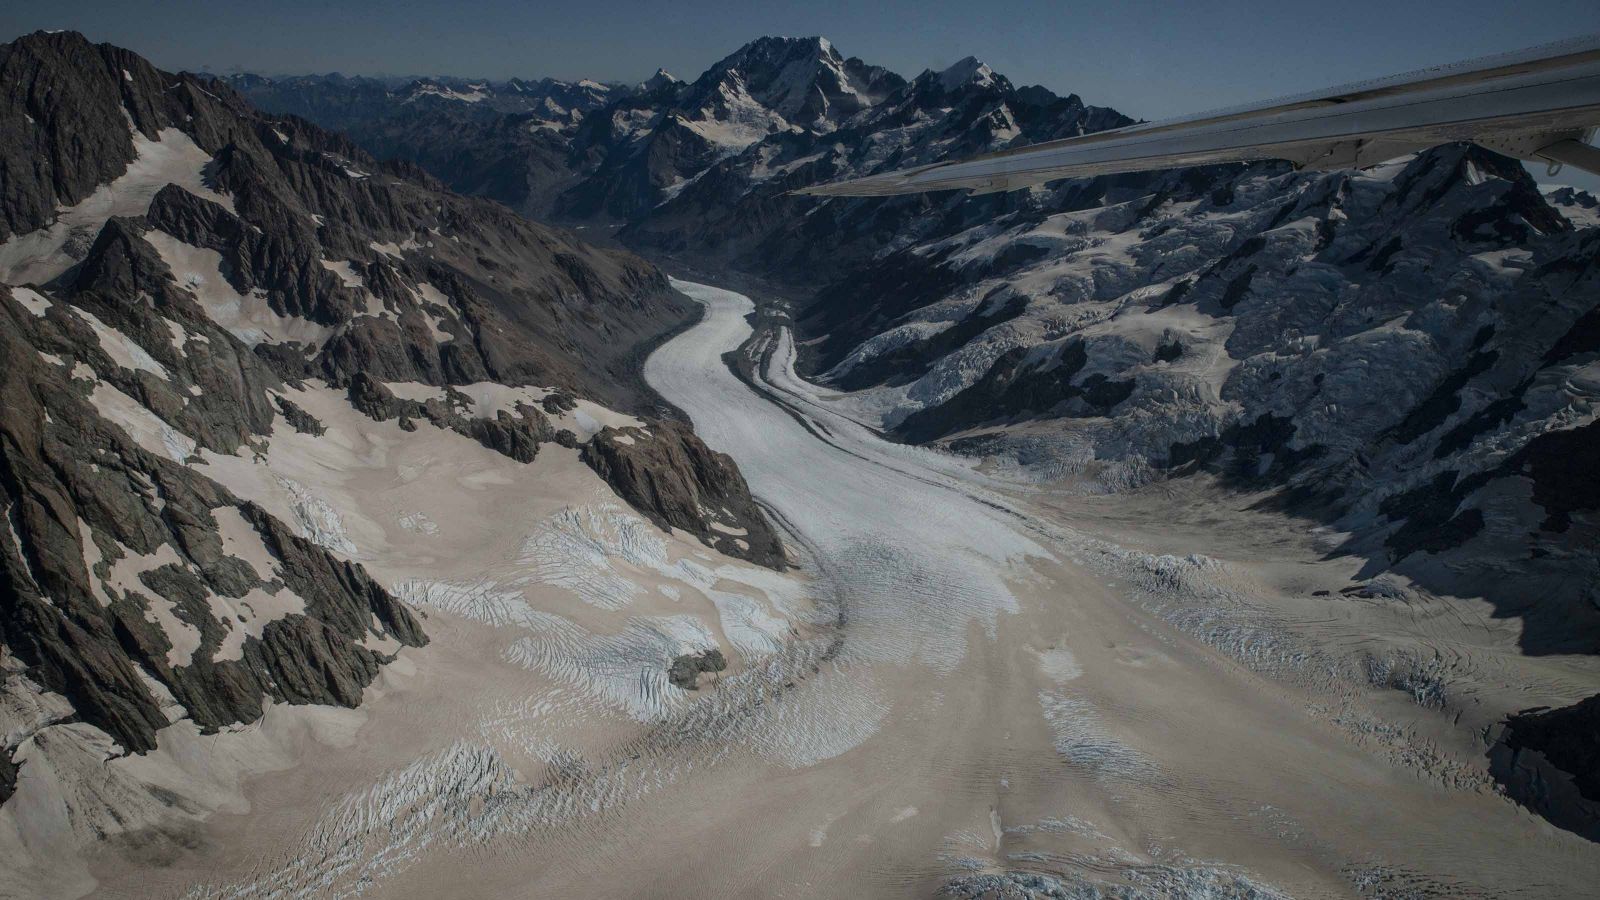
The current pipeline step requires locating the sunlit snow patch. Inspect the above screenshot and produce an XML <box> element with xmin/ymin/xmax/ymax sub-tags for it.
<box><xmin>0</xmin><ymin>125</ymin><xmax>232</xmax><ymax>285</ymax></box>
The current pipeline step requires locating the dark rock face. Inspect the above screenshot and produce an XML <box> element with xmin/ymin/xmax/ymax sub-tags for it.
<box><xmin>345</xmin><ymin>371</ymin><xmax>409</xmax><ymax>420</ymax></box>
<box><xmin>274</xmin><ymin>395</ymin><xmax>326</xmax><ymax>435</ymax></box>
<box><xmin>1492</xmin><ymin>695</ymin><xmax>1600</xmax><ymax>842</ymax></box>
<box><xmin>4</xmin><ymin>29</ymin><xmax>691</xmax><ymax>415</ymax></box>
<box><xmin>1507</xmin><ymin>419</ymin><xmax>1600</xmax><ymax>534</ymax></box>
<box><xmin>582</xmin><ymin>422</ymin><xmax>786</xmax><ymax>568</ymax></box>
<box><xmin>0</xmin><ymin>30</ymin><xmax>252</xmax><ymax>243</ymax></box>
<box><xmin>0</xmin><ymin>748</ymin><xmax>16</xmax><ymax>804</ymax></box>
<box><xmin>897</xmin><ymin>339</ymin><xmax>1137</xmax><ymax>443</ymax></box>
<box><xmin>345</xmin><ymin>373</ymin><xmax>555</xmax><ymax>463</ymax></box>
<box><xmin>832</xmin><ymin>292</ymin><xmax>1031</xmax><ymax>393</ymax></box>
<box><xmin>668</xmin><ymin>647</ymin><xmax>727</xmax><ymax>690</ymax></box>
<box><xmin>0</xmin><ymin>279</ymin><xmax>426</xmax><ymax>760</ymax></box>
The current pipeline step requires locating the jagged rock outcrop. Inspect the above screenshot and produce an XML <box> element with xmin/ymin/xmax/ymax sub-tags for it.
<box><xmin>345</xmin><ymin>373</ymin><xmax>555</xmax><ymax>462</ymax></box>
<box><xmin>4</xmin><ymin>30</ymin><xmax>689</xmax><ymax>414</ymax></box>
<box><xmin>0</xmin><ymin>277</ymin><xmax>426</xmax><ymax>758</ymax></box>
<box><xmin>667</xmin><ymin>647</ymin><xmax>727</xmax><ymax>690</ymax></box>
<box><xmin>274</xmin><ymin>395</ymin><xmax>326</xmax><ymax>435</ymax></box>
<box><xmin>0</xmin><ymin>30</ymin><xmax>252</xmax><ymax>243</ymax></box>
<box><xmin>1492</xmin><ymin>696</ymin><xmax>1600</xmax><ymax>842</ymax></box>
<box><xmin>582</xmin><ymin>422</ymin><xmax>786</xmax><ymax>568</ymax></box>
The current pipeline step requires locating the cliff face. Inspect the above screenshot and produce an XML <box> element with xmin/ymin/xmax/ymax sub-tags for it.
<box><xmin>583</xmin><ymin>422</ymin><xmax>788</xmax><ymax>568</ymax></box>
<box><xmin>1493</xmin><ymin>694</ymin><xmax>1600</xmax><ymax>842</ymax></box>
<box><xmin>0</xmin><ymin>245</ymin><xmax>427</xmax><ymax>762</ymax></box>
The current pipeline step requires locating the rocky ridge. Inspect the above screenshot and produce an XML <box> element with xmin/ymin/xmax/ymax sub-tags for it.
<box><xmin>0</xmin><ymin>30</ymin><xmax>786</xmax><ymax>835</ymax></box>
<box><xmin>582</xmin><ymin>421</ymin><xmax>788</xmax><ymax>568</ymax></box>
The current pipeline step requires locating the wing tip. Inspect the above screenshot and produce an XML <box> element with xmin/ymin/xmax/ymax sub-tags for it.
<box><xmin>791</xmin><ymin>178</ymin><xmax>909</xmax><ymax>198</ymax></box>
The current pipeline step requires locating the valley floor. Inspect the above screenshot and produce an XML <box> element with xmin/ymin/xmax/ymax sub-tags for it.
<box><xmin>82</xmin><ymin>280</ymin><xmax>1600</xmax><ymax>899</ymax></box>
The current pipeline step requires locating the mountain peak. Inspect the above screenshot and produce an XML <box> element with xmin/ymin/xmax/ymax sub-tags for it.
<box><xmin>690</xmin><ymin>35</ymin><xmax>878</xmax><ymax>129</ymax></box>
<box><xmin>8</xmin><ymin>28</ymin><xmax>91</xmax><ymax>48</ymax></box>
<box><xmin>643</xmin><ymin>67</ymin><xmax>680</xmax><ymax>91</ymax></box>
<box><xmin>937</xmin><ymin>56</ymin><xmax>996</xmax><ymax>91</ymax></box>
<box><xmin>722</xmin><ymin>35</ymin><xmax>842</xmax><ymax>67</ymax></box>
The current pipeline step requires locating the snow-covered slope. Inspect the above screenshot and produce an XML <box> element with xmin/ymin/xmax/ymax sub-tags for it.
<box><xmin>797</xmin><ymin>143</ymin><xmax>1600</xmax><ymax>643</ymax></box>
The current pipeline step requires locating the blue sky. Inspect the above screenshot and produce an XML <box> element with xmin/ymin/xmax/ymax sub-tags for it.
<box><xmin>5</xmin><ymin>0</ymin><xmax>1600</xmax><ymax>189</ymax></box>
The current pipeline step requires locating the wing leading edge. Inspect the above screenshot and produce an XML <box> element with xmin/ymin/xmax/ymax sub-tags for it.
<box><xmin>797</xmin><ymin>35</ymin><xmax>1600</xmax><ymax>197</ymax></box>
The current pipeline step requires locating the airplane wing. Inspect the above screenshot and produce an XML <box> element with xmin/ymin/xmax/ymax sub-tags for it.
<box><xmin>796</xmin><ymin>35</ymin><xmax>1600</xmax><ymax>197</ymax></box>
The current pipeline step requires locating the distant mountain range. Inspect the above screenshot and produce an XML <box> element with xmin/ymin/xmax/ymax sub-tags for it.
<box><xmin>228</xmin><ymin>70</ymin><xmax>632</xmax><ymax>127</ymax></box>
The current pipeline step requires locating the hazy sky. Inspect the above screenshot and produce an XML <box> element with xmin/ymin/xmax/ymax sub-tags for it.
<box><xmin>5</xmin><ymin>1</ymin><xmax>1600</xmax><ymax>188</ymax></box>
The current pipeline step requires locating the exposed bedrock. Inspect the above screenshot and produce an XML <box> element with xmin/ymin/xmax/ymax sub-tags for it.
<box><xmin>0</xmin><ymin>290</ymin><xmax>426</xmax><ymax>764</ymax></box>
<box><xmin>581</xmin><ymin>421</ymin><xmax>787</xmax><ymax>568</ymax></box>
<box><xmin>1492</xmin><ymin>694</ymin><xmax>1600</xmax><ymax>842</ymax></box>
<box><xmin>668</xmin><ymin>647</ymin><xmax>728</xmax><ymax>690</ymax></box>
<box><xmin>345</xmin><ymin>373</ymin><xmax>556</xmax><ymax>463</ymax></box>
<box><xmin>0</xmin><ymin>29</ymin><xmax>254</xmax><ymax>243</ymax></box>
<box><xmin>4</xmin><ymin>29</ymin><xmax>693</xmax><ymax>412</ymax></box>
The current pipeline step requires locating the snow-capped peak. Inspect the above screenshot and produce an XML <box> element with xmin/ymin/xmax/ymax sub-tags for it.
<box><xmin>405</xmin><ymin>79</ymin><xmax>488</xmax><ymax>103</ymax></box>
<box><xmin>643</xmin><ymin>68</ymin><xmax>680</xmax><ymax>91</ymax></box>
<box><xmin>938</xmin><ymin>56</ymin><xmax>996</xmax><ymax>91</ymax></box>
<box><xmin>691</xmin><ymin>36</ymin><xmax>885</xmax><ymax>128</ymax></box>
